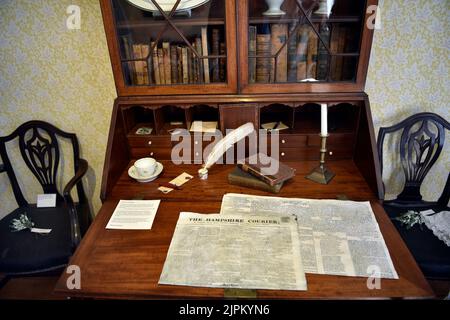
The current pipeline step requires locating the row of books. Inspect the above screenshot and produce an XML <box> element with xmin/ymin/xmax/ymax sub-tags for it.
<box><xmin>121</xmin><ymin>27</ymin><xmax>226</xmax><ymax>86</ymax></box>
<box><xmin>249</xmin><ymin>23</ymin><xmax>356</xmax><ymax>83</ymax></box>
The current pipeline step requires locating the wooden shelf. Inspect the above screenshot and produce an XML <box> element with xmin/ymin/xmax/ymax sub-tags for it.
<box><xmin>117</xmin><ymin>18</ymin><xmax>225</xmax><ymax>29</ymax></box>
<box><xmin>249</xmin><ymin>15</ymin><xmax>361</xmax><ymax>25</ymax></box>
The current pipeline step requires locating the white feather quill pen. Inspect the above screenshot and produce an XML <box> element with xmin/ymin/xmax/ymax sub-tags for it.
<box><xmin>198</xmin><ymin>122</ymin><xmax>255</xmax><ymax>179</ymax></box>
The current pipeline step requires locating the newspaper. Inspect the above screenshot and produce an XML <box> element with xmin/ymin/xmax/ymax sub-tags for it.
<box><xmin>159</xmin><ymin>212</ymin><xmax>307</xmax><ymax>291</ymax></box>
<box><xmin>220</xmin><ymin>193</ymin><xmax>398</xmax><ymax>279</ymax></box>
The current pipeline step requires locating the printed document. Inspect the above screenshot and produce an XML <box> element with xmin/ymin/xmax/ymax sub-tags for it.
<box><xmin>220</xmin><ymin>193</ymin><xmax>398</xmax><ymax>279</ymax></box>
<box><xmin>159</xmin><ymin>212</ymin><xmax>307</xmax><ymax>290</ymax></box>
<box><xmin>106</xmin><ymin>200</ymin><xmax>160</xmax><ymax>230</ymax></box>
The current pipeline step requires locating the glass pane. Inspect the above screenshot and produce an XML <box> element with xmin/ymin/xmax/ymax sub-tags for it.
<box><xmin>248</xmin><ymin>0</ymin><xmax>365</xmax><ymax>84</ymax></box>
<box><xmin>112</xmin><ymin>0</ymin><xmax>227</xmax><ymax>86</ymax></box>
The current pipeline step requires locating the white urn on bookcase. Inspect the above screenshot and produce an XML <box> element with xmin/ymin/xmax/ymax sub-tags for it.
<box><xmin>314</xmin><ymin>0</ymin><xmax>335</xmax><ymax>17</ymax></box>
<box><xmin>262</xmin><ymin>0</ymin><xmax>286</xmax><ymax>16</ymax></box>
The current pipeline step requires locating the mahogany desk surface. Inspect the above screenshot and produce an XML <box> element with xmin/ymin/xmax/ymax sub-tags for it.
<box><xmin>55</xmin><ymin>161</ymin><xmax>434</xmax><ymax>299</ymax></box>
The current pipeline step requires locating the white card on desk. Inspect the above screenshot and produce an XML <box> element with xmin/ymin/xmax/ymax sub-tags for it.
<box><xmin>106</xmin><ymin>200</ymin><xmax>161</xmax><ymax>230</ymax></box>
<box><xmin>37</xmin><ymin>194</ymin><xmax>57</xmax><ymax>208</ymax></box>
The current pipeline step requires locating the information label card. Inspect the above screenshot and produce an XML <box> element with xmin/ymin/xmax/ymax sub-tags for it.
<box><xmin>106</xmin><ymin>200</ymin><xmax>160</xmax><ymax>230</ymax></box>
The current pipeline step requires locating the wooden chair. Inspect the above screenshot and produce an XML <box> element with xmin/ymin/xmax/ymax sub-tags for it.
<box><xmin>377</xmin><ymin>112</ymin><xmax>450</xmax><ymax>281</ymax></box>
<box><xmin>0</xmin><ymin>121</ymin><xmax>91</xmax><ymax>284</ymax></box>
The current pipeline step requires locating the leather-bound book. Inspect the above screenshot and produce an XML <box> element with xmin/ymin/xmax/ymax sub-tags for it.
<box><xmin>181</xmin><ymin>47</ymin><xmax>189</xmax><ymax>84</ymax></box>
<box><xmin>132</xmin><ymin>44</ymin><xmax>144</xmax><ymax>85</ymax></box>
<box><xmin>195</xmin><ymin>37</ymin><xmax>204</xmax><ymax>83</ymax></box>
<box><xmin>237</xmin><ymin>154</ymin><xmax>296</xmax><ymax>186</ymax></box>
<box><xmin>211</xmin><ymin>28</ymin><xmax>220</xmax><ymax>82</ymax></box>
<box><xmin>162</xmin><ymin>42</ymin><xmax>171</xmax><ymax>84</ymax></box>
<box><xmin>157</xmin><ymin>48</ymin><xmax>165</xmax><ymax>84</ymax></box>
<box><xmin>141</xmin><ymin>44</ymin><xmax>152</xmax><ymax>85</ymax></box>
<box><xmin>248</xmin><ymin>25</ymin><xmax>257</xmax><ymax>83</ymax></box>
<box><xmin>228</xmin><ymin>167</ymin><xmax>283</xmax><ymax>193</ymax></box>
<box><xmin>201</xmin><ymin>27</ymin><xmax>210</xmax><ymax>83</ymax></box>
<box><xmin>191</xmin><ymin>42</ymin><xmax>198</xmax><ymax>83</ymax></box>
<box><xmin>271</xmin><ymin>23</ymin><xmax>288</xmax><ymax>83</ymax></box>
<box><xmin>287</xmin><ymin>22</ymin><xmax>298</xmax><ymax>82</ymax></box>
<box><xmin>256</xmin><ymin>33</ymin><xmax>271</xmax><ymax>83</ymax></box>
<box><xmin>316</xmin><ymin>23</ymin><xmax>331</xmax><ymax>80</ymax></box>
<box><xmin>170</xmin><ymin>45</ymin><xmax>178</xmax><ymax>84</ymax></box>
<box><xmin>176</xmin><ymin>46</ymin><xmax>183</xmax><ymax>83</ymax></box>
<box><xmin>296</xmin><ymin>25</ymin><xmax>309</xmax><ymax>81</ymax></box>
<box><xmin>306</xmin><ymin>24</ymin><xmax>318</xmax><ymax>79</ymax></box>
<box><xmin>188</xmin><ymin>45</ymin><xmax>194</xmax><ymax>83</ymax></box>
<box><xmin>151</xmin><ymin>41</ymin><xmax>161</xmax><ymax>85</ymax></box>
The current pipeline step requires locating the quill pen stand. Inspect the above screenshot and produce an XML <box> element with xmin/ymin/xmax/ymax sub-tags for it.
<box><xmin>305</xmin><ymin>134</ymin><xmax>335</xmax><ymax>184</ymax></box>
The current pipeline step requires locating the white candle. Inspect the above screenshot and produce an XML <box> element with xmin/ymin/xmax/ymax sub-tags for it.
<box><xmin>320</xmin><ymin>103</ymin><xmax>328</xmax><ymax>136</ymax></box>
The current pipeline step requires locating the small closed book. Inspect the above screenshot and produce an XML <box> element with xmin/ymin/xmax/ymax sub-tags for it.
<box><xmin>237</xmin><ymin>154</ymin><xmax>296</xmax><ymax>186</ymax></box>
<box><xmin>228</xmin><ymin>167</ymin><xmax>283</xmax><ymax>194</ymax></box>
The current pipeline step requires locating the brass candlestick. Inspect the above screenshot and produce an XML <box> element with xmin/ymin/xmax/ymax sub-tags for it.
<box><xmin>306</xmin><ymin>134</ymin><xmax>335</xmax><ymax>184</ymax></box>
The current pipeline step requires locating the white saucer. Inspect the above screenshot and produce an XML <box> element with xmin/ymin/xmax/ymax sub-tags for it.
<box><xmin>128</xmin><ymin>162</ymin><xmax>163</xmax><ymax>183</ymax></box>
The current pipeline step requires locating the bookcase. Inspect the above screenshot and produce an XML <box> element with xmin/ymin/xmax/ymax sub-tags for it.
<box><xmin>99</xmin><ymin>0</ymin><xmax>383</xmax><ymax>201</ymax></box>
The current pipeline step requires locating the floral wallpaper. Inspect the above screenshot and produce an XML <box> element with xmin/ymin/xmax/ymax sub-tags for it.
<box><xmin>0</xmin><ymin>0</ymin><xmax>448</xmax><ymax>219</ymax></box>
<box><xmin>366</xmin><ymin>0</ymin><xmax>449</xmax><ymax>202</ymax></box>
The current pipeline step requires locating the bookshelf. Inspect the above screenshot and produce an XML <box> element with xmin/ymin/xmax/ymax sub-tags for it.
<box><xmin>100</xmin><ymin>0</ymin><xmax>383</xmax><ymax>201</ymax></box>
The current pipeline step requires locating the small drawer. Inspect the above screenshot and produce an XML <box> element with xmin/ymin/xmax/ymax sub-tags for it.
<box><xmin>128</xmin><ymin>136</ymin><xmax>172</xmax><ymax>148</ymax></box>
<box><xmin>266</xmin><ymin>134</ymin><xmax>308</xmax><ymax>148</ymax></box>
<box><xmin>130</xmin><ymin>147</ymin><xmax>173</xmax><ymax>160</ymax></box>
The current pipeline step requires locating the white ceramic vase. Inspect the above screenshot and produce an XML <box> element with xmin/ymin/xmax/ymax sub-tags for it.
<box><xmin>314</xmin><ymin>0</ymin><xmax>335</xmax><ymax>17</ymax></box>
<box><xmin>262</xmin><ymin>0</ymin><xmax>286</xmax><ymax>16</ymax></box>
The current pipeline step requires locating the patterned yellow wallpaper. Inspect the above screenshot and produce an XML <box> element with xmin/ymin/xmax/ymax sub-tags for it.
<box><xmin>0</xmin><ymin>0</ymin><xmax>448</xmax><ymax>219</ymax></box>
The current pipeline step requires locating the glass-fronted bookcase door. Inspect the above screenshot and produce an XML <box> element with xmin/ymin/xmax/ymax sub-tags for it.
<box><xmin>100</xmin><ymin>0</ymin><xmax>237</xmax><ymax>96</ymax></box>
<box><xmin>238</xmin><ymin>0</ymin><xmax>377</xmax><ymax>94</ymax></box>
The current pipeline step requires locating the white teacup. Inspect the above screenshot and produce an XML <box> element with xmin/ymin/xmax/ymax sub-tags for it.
<box><xmin>134</xmin><ymin>158</ymin><xmax>156</xmax><ymax>177</ymax></box>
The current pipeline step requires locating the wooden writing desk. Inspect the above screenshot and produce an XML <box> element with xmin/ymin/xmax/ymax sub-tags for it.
<box><xmin>55</xmin><ymin>161</ymin><xmax>434</xmax><ymax>299</ymax></box>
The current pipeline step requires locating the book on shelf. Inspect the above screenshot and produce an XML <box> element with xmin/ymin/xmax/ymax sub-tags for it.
<box><xmin>151</xmin><ymin>42</ymin><xmax>161</xmax><ymax>85</ymax></box>
<box><xmin>181</xmin><ymin>47</ymin><xmax>189</xmax><ymax>84</ymax></box>
<box><xmin>287</xmin><ymin>22</ymin><xmax>298</xmax><ymax>82</ymax></box>
<box><xmin>141</xmin><ymin>44</ymin><xmax>152</xmax><ymax>85</ymax></box>
<box><xmin>317</xmin><ymin>23</ymin><xmax>331</xmax><ymax>80</ymax></box>
<box><xmin>248</xmin><ymin>25</ymin><xmax>257</xmax><ymax>83</ymax></box>
<box><xmin>195</xmin><ymin>37</ymin><xmax>204</xmax><ymax>83</ymax></box>
<box><xmin>162</xmin><ymin>42</ymin><xmax>171</xmax><ymax>84</ymax></box>
<box><xmin>271</xmin><ymin>23</ymin><xmax>288</xmax><ymax>83</ymax></box>
<box><xmin>296</xmin><ymin>24</ymin><xmax>309</xmax><ymax>81</ymax></box>
<box><xmin>191</xmin><ymin>42</ymin><xmax>198</xmax><ymax>83</ymax></box>
<box><xmin>132</xmin><ymin>44</ymin><xmax>142</xmax><ymax>85</ymax></box>
<box><xmin>170</xmin><ymin>45</ymin><xmax>178</xmax><ymax>84</ymax></box>
<box><xmin>188</xmin><ymin>45</ymin><xmax>194</xmax><ymax>84</ymax></box>
<box><xmin>201</xmin><ymin>27</ymin><xmax>210</xmax><ymax>84</ymax></box>
<box><xmin>256</xmin><ymin>33</ymin><xmax>271</xmax><ymax>83</ymax></box>
<box><xmin>211</xmin><ymin>28</ymin><xmax>220</xmax><ymax>83</ymax></box>
<box><xmin>228</xmin><ymin>167</ymin><xmax>283</xmax><ymax>194</ymax></box>
<box><xmin>176</xmin><ymin>46</ymin><xmax>183</xmax><ymax>83</ymax></box>
<box><xmin>157</xmin><ymin>48</ymin><xmax>165</xmax><ymax>84</ymax></box>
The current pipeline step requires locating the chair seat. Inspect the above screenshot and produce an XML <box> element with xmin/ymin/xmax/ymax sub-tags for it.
<box><xmin>385</xmin><ymin>206</ymin><xmax>450</xmax><ymax>280</ymax></box>
<box><xmin>0</xmin><ymin>205</ymin><xmax>76</xmax><ymax>275</ymax></box>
